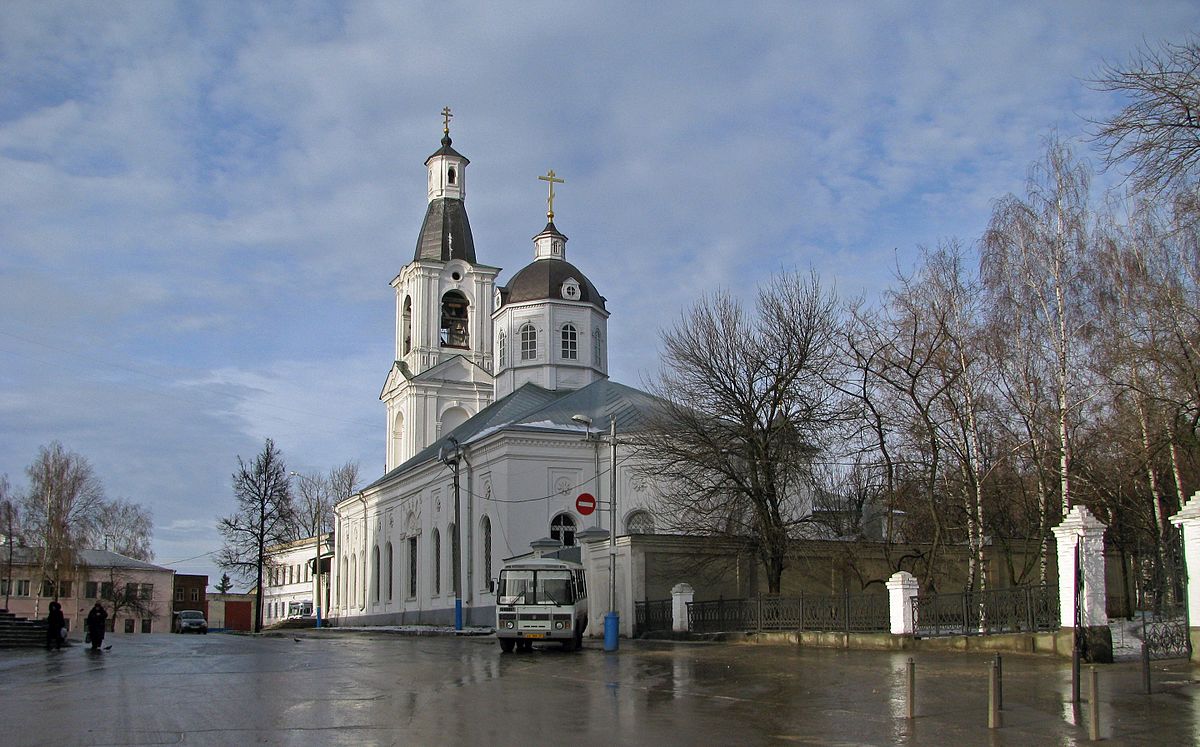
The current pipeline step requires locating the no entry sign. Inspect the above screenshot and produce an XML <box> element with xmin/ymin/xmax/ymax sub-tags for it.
<box><xmin>576</xmin><ymin>492</ymin><xmax>596</xmax><ymax>515</ymax></box>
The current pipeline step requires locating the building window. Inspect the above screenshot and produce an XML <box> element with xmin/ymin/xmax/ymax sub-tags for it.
<box><xmin>350</xmin><ymin>553</ymin><xmax>357</xmax><ymax>608</ymax></box>
<box><xmin>101</xmin><ymin>582</ymin><xmax>113</xmax><ymax>600</ymax></box>
<box><xmin>550</xmin><ymin>514</ymin><xmax>577</xmax><ymax>547</ymax></box>
<box><xmin>440</xmin><ymin>290</ymin><xmax>470</xmax><ymax>349</ymax></box>
<box><xmin>433</xmin><ymin>529</ymin><xmax>442</xmax><ymax>595</ymax></box>
<box><xmin>386</xmin><ymin>542</ymin><xmax>394</xmax><ymax>602</ymax></box>
<box><xmin>449</xmin><ymin>522</ymin><xmax>459</xmax><ymax>597</ymax></box>
<box><xmin>403</xmin><ymin>296</ymin><xmax>413</xmax><ymax>355</ymax></box>
<box><xmin>175</xmin><ymin>587</ymin><xmax>183</xmax><ymax>602</ymax></box>
<box><xmin>140</xmin><ymin>584</ymin><xmax>153</xmax><ymax>600</ymax></box>
<box><xmin>593</xmin><ymin>327</ymin><xmax>602</xmax><ymax>364</ymax></box>
<box><xmin>626</xmin><ymin>510</ymin><xmax>655</xmax><ymax>534</ymax></box>
<box><xmin>561</xmin><ymin>323</ymin><xmax>577</xmax><ymax>360</ymax></box>
<box><xmin>372</xmin><ymin>546</ymin><xmax>380</xmax><ymax>604</ymax></box>
<box><xmin>497</xmin><ymin>331</ymin><xmax>507</xmax><ymax>369</ymax></box>
<box><xmin>141</xmin><ymin>618</ymin><xmax>152</xmax><ymax>634</ymax></box>
<box><xmin>340</xmin><ymin>556</ymin><xmax>348</xmax><ymax>609</ymax></box>
<box><xmin>482</xmin><ymin>516</ymin><xmax>493</xmax><ymax>592</ymax></box>
<box><xmin>520</xmin><ymin>323</ymin><xmax>537</xmax><ymax>361</ymax></box>
<box><xmin>14</xmin><ymin>579</ymin><xmax>30</xmax><ymax>597</ymax></box>
<box><xmin>407</xmin><ymin>537</ymin><xmax>418</xmax><ymax>598</ymax></box>
<box><xmin>190</xmin><ymin>588</ymin><xmax>199</xmax><ymax>602</ymax></box>
<box><xmin>124</xmin><ymin>618</ymin><xmax>135</xmax><ymax>634</ymax></box>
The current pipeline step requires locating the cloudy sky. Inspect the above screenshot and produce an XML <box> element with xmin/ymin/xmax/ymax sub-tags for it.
<box><xmin>2</xmin><ymin>1</ymin><xmax>1196</xmax><ymax>588</ymax></box>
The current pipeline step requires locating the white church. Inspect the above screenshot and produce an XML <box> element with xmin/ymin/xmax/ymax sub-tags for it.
<box><xmin>330</xmin><ymin>116</ymin><xmax>661</xmax><ymax>629</ymax></box>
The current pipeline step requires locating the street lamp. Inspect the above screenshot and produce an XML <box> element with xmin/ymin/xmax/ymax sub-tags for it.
<box><xmin>439</xmin><ymin>437</ymin><xmax>464</xmax><ymax>631</ymax></box>
<box><xmin>571</xmin><ymin>413</ymin><xmax>620</xmax><ymax>652</ymax></box>
<box><xmin>290</xmin><ymin>472</ymin><xmax>324</xmax><ymax>629</ymax></box>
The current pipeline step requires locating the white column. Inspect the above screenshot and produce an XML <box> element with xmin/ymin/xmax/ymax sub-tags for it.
<box><xmin>671</xmin><ymin>583</ymin><xmax>695</xmax><ymax>632</ymax></box>
<box><xmin>1169</xmin><ymin>491</ymin><xmax>1200</xmax><ymax>629</ymax></box>
<box><xmin>885</xmin><ymin>571</ymin><xmax>919</xmax><ymax>635</ymax></box>
<box><xmin>1051</xmin><ymin>505</ymin><xmax>1108</xmax><ymax>629</ymax></box>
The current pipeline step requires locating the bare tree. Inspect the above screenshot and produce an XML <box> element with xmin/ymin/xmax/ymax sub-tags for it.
<box><xmin>638</xmin><ymin>271</ymin><xmax>844</xmax><ymax>594</ymax></box>
<box><xmin>89</xmin><ymin>499</ymin><xmax>154</xmax><ymax>561</ymax></box>
<box><xmin>290</xmin><ymin>461</ymin><xmax>357</xmax><ymax>540</ymax></box>
<box><xmin>22</xmin><ymin>442</ymin><xmax>106</xmax><ymax>613</ymax></box>
<box><xmin>1091</xmin><ymin>37</ymin><xmax>1200</xmax><ymax>197</ymax></box>
<box><xmin>216</xmin><ymin>438</ymin><xmax>295</xmax><ymax>632</ymax></box>
<box><xmin>1</xmin><ymin>475</ymin><xmax>19</xmax><ymax>611</ymax></box>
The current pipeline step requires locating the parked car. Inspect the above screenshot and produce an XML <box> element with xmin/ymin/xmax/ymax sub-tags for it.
<box><xmin>174</xmin><ymin>609</ymin><xmax>208</xmax><ymax>634</ymax></box>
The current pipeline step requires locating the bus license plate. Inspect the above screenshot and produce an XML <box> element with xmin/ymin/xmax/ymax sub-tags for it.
<box><xmin>523</xmin><ymin>633</ymin><xmax>544</xmax><ymax>639</ymax></box>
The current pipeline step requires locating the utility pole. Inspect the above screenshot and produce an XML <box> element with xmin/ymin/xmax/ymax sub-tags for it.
<box><xmin>440</xmin><ymin>437</ymin><xmax>464</xmax><ymax>631</ymax></box>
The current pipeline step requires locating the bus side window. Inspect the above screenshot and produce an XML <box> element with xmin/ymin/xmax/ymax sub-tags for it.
<box><xmin>575</xmin><ymin>571</ymin><xmax>586</xmax><ymax>598</ymax></box>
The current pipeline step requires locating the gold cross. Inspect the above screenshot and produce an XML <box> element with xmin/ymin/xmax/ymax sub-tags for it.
<box><xmin>538</xmin><ymin>169</ymin><xmax>565</xmax><ymax>221</ymax></box>
<box><xmin>441</xmin><ymin>106</ymin><xmax>453</xmax><ymax>135</ymax></box>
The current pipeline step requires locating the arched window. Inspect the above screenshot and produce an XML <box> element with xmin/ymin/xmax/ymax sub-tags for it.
<box><xmin>520</xmin><ymin>323</ymin><xmax>537</xmax><ymax>361</ymax></box>
<box><xmin>433</xmin><ymin>528</ymin><xmax>442</xmax><ymax>595</ymax></box>
<box><xmin>481</xmin><ymin>516</ymin><xmax>493</xmax><ymax>592</ymax></box>
<box><xmin>350</xmin><ymin>554</ymin><xmax>357</xmax><ymax>609</ymax></box>
<box><xmin>626</xmin><ymin>510</ymin><xmax>655</xmax><ymax>535</ymax></box>
<box><xmin>561</xmin><ymin>323</ymin><xmax>578</xmax><ymax>360</ymax></box>
<box><xmin>497</xmin><ymin>330</ymin><xmax>507</xmax><ymax>370</ymax></box>
<box><xmin>407</xmin><ymin>537</ymin><xmax>418</xmax><ymax>598</ymax></box>
<box><xmin>386</xmin><ymin>543</ymin><xmax>394</xmax><ymax>601</ymax></box>
<box><xmin>593</xmin><ymin>327</ymin><xmax>603</xmax><ymax>364</ymax></box>
<box><xmin>450</xmin><ymin>522</ymin><xmax>459</xmax><ymax>594</ymax></box>
<box><xmin>402</xmin><ymin>296</ymin><xmax>413</xmax><ymax>355</ymax></box>
<box><xmin>372</xmin><ymin>546</ymin><xmax>380</xmax><ymax>603</ymax></box>
<box><xmin>440</xmin><ymin>290</ymin><xmax>470</xmax><ymax>348</ymax></box>
<box><xmin>340</xmin><ymin>556</ymin><xmax>348</xmax><ymax>609</ymax></box>
<box><xmin>550</xmin><ymin>514</ymin><xmax>577</xmax><ymax>547</ymax></box>
<box><xmin>447</xmin><ymin>166</ymin><xmax>457</xmax><ymax>185</ymax></box>
<box><xmin>392</xmin><ymin>411</ymin><xmax>404</xmax><ymax>465</ymax></box>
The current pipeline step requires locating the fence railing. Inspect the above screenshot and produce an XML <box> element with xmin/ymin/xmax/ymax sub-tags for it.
<box><xmin>634</xmin><ymin>599</ymin><xmax>673</xmax><ymax>636</ymax></box>
<box><xmin>911</xmin><ymin>585</ymin><xmax>1059</xmax><ymax>637</ymax></box>
<box><xmin>686</xmin><ymin>593</ymin><xmax>890</xmax><ymax>634</ymax></box>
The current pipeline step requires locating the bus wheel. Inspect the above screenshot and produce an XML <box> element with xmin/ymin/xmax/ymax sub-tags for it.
<box><xmin>499</xmin><ymin>638</ymin><xmax>515</xmax><ymax>653</ymax></box>
<box><xmin>572</xmin><ymin>625</ymin><xmax>583</xmax><ymax>651</ymax></box>
<box><xmin>518</xmin><ymin>640</ymin><xmax>533</xmax><ymax>652</ymax></box>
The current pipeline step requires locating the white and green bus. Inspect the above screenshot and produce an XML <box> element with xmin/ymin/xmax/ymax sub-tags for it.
<box><xmin>495</xmin><ymin>556</ymin><xmax>588</xmax><ymax>652</ymax></box>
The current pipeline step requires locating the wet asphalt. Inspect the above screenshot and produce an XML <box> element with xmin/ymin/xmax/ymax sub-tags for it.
<box><xmin>1</xmin><ymin>631</ymin><xmax>1198</xmax><ymax>746</ymax></box>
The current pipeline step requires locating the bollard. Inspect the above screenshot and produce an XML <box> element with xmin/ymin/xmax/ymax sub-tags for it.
<box><xmin>994</xmin><ymin>653</ymin><xmax>1003</xmax><ymax>710</ymax></box>
<box><xmin>1141</xmin><ymin>641</ymin><xmax>1152</xmax><ymax>694</ymax></box>
<box><xmin>1088</xmin><ymin>665</ymin><xmax>1100</xmax><ymax>741</ymax></box>
<box><xmin>906</xmin><ymin>657</ymin><xmax>915</xmax><ymax>720</ymax></box>
<box><xmin>988</xmin><ymin>660</ymin><xmax>1002</xmax><ymax>729</ymax></box>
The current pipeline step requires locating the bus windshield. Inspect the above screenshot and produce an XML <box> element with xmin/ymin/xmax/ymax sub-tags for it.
<box><xmin>498</xmin><ymin>569</ymin><xmax>576</xmax><ymax>606</ymax></box>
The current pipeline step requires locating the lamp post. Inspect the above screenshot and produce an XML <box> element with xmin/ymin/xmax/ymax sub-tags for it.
<box><xmin>439</xmin><ymin>437</ymin><xmax>464</xmax><ymax>631</ymax></box>
<box><xmin>290</xmin><ymin>472</ymin><xmax>323</xmax><ymax>629</ymax></box>
<box><xmin>571</xmin><ymin>414</ymin><xmax>620</xmax><ymax>651</ymax></box>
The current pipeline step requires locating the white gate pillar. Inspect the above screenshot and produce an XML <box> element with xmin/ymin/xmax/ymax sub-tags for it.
<box><xmin>1169</xmin><ymin>490</ymin><xmax>1200</xmax><ymax>662</ymax></box>
<box><xmin>885</xmin><ymin>571</ymin><xmax>919</xmax><ymax>635</ymax></box>
<box><xmin>1051</xmin><ymin>505</ymin><xmax>1112</xmax><ymax>662</ymax></box>
<box><xmin>671</xmin><ymin>583</ymin><xmax>694</xmax><ymax>632</ymax></box>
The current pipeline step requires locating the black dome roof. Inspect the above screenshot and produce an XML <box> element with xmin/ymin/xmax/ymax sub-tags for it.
<box><xmin>503</xmin><ymin>259</ymin><xmax>606</xmax><ymax>310</ymax></box>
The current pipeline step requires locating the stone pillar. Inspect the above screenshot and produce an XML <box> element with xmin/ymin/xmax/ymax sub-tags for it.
<box><xmin>575</xmin><ymin>525</ymin><xmax>610</xmax><ymax>639</ymax></box>
<box><xmin>1051</xmin><ymin>505</ymin><xmax>1112</xmax><ymax>663</ymax></box>
<box><xmin>885</xmin><ymin>571</ymin><xmax>919</xmax><ymax>635</ymax></box>
<box><xmin>1169</xmin><ymin>490</ymin><xmax>1200</xmax><ymax>662</ymax></box>
<box><xmin>671</xmin><ymin>583</ymin><xmax>694</xmax><ymax>633</ymax></box>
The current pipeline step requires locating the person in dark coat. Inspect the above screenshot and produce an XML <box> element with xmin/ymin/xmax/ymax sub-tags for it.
<box><xmin>86</xmin><ymin>602</ymin><xmax>107</xmax><ymax>651</ymax></box>
<box><xmin>46</xmin><ymin>600</ymin><xmax>65</xmax><ymax>650</ymax></box>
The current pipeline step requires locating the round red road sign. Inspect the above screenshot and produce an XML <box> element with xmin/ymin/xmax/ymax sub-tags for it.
<box><xmin>576</xmin><ymin>492</ymin><xmax>596</xmax><ymax>515</ymax></box>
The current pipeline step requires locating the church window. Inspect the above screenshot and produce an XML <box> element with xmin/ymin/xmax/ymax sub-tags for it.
<box><xmin>550</xmin><ymin>513</ymin><xmax>577</xmax><ymax>547</ymax></box>
<box><xmin>482</xmin><ymin>516</ymin><xmax>493</xmax><ymax>592</ymax></box>
<box><xmin>433</xmin><ymin>529</ymin><xmax>442</xmax><ymax>595</ymax></box>
<box><xmin>386</xmin><ymin>543</ymin><xmax>394</xmax><ymax>601</ymax></box>
<box><xmin>372</xmin><ymin>546</ymin><xmax>380</xmax><ymax>603</ymax></box>
<box><xmin>350</xmin><ymin>554</ymin><xmax>357</xmax><ymax>609</ymax></box>
<box><xmin>593</xmin><ymin>327</ymin><xmax>603</xmax><ymax>364</ymax></box>
<box><xmin>408</xmin><ymin>537</ymin><xmax>418</xmax><ymax>598</ymax></box>
<box><xmin>561</xmin><ymin>323</ymin><xmax>578</xmax><ymax>360</ymax></box>
<box><xmin>520</xmin><ymin>323</ymin><xmax>537</xmax><ymax>361</ymax></box>
<box><xmin>626</xmin><ymin>510</ymin><xmax>655</xmax><ymax>534</ymax></box>
<box><xmin>447</xmin><ymin>167</ymin><xmax>456</xmax><ymax>185</ymax></box>
<box><xmin>402</xmin><ymin>296</ymin><xmax>413</xmax><ymax>355</ymax></box>
<box><xmin>450</xmin><ymin>522</ymin><xmax>459</xmax><ymax>595</ymax></box>
<box><xmin>440</xmin><ymin>290</ymin><xmax>470</xmax><ymax>349</ymax></box>
<box><xmin>340</xmin><ymin>556</ymin><xmax>347</xmax><ymax>609</ymax></box>
<box><xmin>498</xmin><ymin>331</ymin><xmax>507</xmax><ymax>369</ymax></box>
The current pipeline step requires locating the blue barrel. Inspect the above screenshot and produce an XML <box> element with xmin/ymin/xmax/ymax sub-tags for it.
<box><xmin>603</xmin><ymin>612</ymin><xmax>620</xmax><ymax>651</ymax></box>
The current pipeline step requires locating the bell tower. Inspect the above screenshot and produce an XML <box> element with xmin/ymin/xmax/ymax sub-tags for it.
<box><xmin>381</xmin><ymin>109</ymin><xmax>500</xmax><ymax>471</ymax></box>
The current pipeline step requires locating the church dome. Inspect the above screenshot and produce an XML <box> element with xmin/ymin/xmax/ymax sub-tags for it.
<box><xmin>503</xmin><ymin>257</ymin><xmax>606</xmax><ymax>310</ymax></box>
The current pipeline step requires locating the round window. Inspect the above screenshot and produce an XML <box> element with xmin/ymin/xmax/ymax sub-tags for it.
<box><xmin>451</xmin><ymin>271</ymin><xmax>462</xmax><ymax>281</ymax></box>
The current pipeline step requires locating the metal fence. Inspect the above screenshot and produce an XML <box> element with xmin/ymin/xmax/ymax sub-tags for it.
<box><xmin>912</xmin><ymin>585</ymin><xmax>1059</xmax><ymax>637</ymax></box>
<box><xmin>634</xmin><ymin>599</ymin><xmax>673</xmax><ymax>636</ymax></box>
<box><xmin>1141</xmin><ymin>603</ymin><xmax>1191</xmax><ymax>660</ymax></box>
<box><xmin>686</xmin><ymin>593</ymin><xmax>890</xmax><ymax>634</ymax></box>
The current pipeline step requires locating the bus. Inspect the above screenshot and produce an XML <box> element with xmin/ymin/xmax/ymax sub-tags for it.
<box><xmin>495</xmin><ymin>555</ymin><xmax>588</xmax><ymax>652</ymax></box>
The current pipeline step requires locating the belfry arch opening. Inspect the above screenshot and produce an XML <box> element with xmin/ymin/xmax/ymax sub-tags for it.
<box><xmin>440</xmin><ymin>290</ymin><xmax>469</xmax><ymax>349</ymax></box>
<box><xmin>402</xmin><ymin>296</ymin><xmax>413</xmax><ymax>355</ymax></box>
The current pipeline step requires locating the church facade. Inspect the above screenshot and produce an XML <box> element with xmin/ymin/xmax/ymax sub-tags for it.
<box><xmin>331</xmin><ymin>119</ymin><xmax>659</xmax><ymax>627</ymax></box>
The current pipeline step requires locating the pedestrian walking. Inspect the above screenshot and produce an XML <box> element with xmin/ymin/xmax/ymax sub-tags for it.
<box><xmin>86</xmin><ymin>602</ymin><xmax>107</xmax><ymax>651</ymax></box>
<box><xmin>45</xmin><ymin>600</ymin><xmax>64</xmax><ymax>650</ymax></box>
